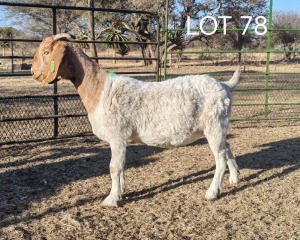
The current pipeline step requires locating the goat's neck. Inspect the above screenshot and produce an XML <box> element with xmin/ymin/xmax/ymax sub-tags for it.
<box><xmin>67</xmin><ymin>46</ymin><xmax>107</xmax><ymax>115</ymax></box>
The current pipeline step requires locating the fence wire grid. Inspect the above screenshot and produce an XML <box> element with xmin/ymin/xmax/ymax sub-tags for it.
<box><xmin>0</xmin><ymin>95</ymin><xmax>90</xmax><ymax>144</ymax></box>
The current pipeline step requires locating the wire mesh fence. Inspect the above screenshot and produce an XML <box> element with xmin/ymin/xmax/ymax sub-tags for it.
<box><xmin>0</xmin><ymin>95</ymin><xmax>91</xmax><ymax>144</ymax></box>
<box><xmin>232</xmin><ymin>73</ymin><xmax>300</xmax><ymax>120</ymax></box>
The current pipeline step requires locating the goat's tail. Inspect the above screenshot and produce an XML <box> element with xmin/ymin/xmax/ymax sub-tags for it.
<box><xmin>225</xmin><ymin>67</ymin><xmax>241</xmax><ymax>90</ymax></box>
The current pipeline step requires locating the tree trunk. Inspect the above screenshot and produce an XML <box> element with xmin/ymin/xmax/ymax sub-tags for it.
<box><xmin>113</xmin><ymin>50</ymin><xmax>116</xmax><ymax>64</ymax></box>
<box><xmin>237</xmin><ymin>33</ymin><xmax>244</xmax><ymax>64</ymax></box>
<box><xmin>146</xmin><ymin>44</ymin><xmax>154</xmax><ymax>66</ymax></box>
<box><xmin>140</xmin><ymin>43</ymin><xmax>149</xmax><ymax>66</ymax></box>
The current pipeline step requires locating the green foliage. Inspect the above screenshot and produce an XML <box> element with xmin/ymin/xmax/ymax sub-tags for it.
<box><xmin>103</xmin><ymin>26</ymin><xmax>130</xmax><ymax>56</ymax></box>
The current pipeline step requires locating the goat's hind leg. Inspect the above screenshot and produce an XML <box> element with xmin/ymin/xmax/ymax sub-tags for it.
<box><xmin>226</xmin><ymin>142</ymin><xmax>239</xmax><ymax>185</ymax></box>
<box><xmin>102</xmin><ymin>141</ymin><xmax>126</xmax><ymax>207</ymax></box>
<box><xmin>204</xmin><ymin>124</ymin><xmax>228</xmax><ymax>201</ymax></box>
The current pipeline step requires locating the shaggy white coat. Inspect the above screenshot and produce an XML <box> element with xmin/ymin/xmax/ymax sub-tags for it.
<box><xmin>89</xmin><ymin>73</ymin><xmax>240</xmax><ymax>207</ymax></box>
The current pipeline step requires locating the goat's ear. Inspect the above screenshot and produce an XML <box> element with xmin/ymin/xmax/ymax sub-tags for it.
<box><xmin>42</xmin><ymin>41</ymin><xmax>68</xmax><ymax>84</ymax></box>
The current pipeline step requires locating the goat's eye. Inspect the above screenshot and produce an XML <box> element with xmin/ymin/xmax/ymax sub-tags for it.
<box><xmin>44</xmin><ymin>51</ymin><xmax>50</xmax><ymax>55</ymax></box>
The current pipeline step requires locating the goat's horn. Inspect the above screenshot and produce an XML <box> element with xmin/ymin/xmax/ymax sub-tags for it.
<box><xmin>53</xmin><ymin>33</ymin><xmax>73</xmax><ymax>41</ymax></box>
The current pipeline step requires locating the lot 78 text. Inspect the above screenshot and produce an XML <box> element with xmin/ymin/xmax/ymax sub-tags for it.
<box><xmin>187</xmin><ymin>16</ymin><xmax>267</xmax><ymax>36</ymax></box>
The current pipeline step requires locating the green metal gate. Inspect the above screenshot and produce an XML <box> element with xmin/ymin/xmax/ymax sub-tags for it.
<box><xmin>162</xmin><ymin>0</ymin><xmax>300</xmax><ymax>121</ymax></box>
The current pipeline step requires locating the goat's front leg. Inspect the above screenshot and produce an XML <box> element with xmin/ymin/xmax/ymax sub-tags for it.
<box><xmin>102</xmin><ymin>141</ymin><xmax>126</xmax><ymax>207</ymax></box>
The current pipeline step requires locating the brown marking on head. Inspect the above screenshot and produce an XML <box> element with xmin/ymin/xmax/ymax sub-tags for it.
<box><xmin>32</xmin><ymin>35</ymin><xmax>69</xmax><ymax>84</ymax></box>
<box><xmin>32</xmin><ymin>34</ymin><xmax>108</xmax><ymax>115</ymax></box>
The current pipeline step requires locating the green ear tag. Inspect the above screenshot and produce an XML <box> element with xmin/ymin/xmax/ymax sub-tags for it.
<box><xmin>50</xmin><ymin>60</ymin><xmax>55</xmax><ymax>73</ymax></box>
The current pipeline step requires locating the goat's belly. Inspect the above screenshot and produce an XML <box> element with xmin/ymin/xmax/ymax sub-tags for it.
<box><xmin>130</xmin><ymin>131</ymin><xmax>203</xmax><ymax>148</ymax></box>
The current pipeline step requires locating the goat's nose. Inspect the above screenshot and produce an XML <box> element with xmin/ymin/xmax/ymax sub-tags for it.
<box><xmin>31</xmin><ymin>67</ymin><xmax>34</xmax><ymax>75</ymax></box>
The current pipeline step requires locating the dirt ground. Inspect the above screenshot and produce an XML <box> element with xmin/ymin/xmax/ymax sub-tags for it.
<box><xmin>1</xmin><ymin>56</ymin><xmax>300</xmax><ymax>238</ymax></box>
<box><xmin>0</xmin><ymin>121</ymin><xmax>299</xmax><ymax>239</ymax></box>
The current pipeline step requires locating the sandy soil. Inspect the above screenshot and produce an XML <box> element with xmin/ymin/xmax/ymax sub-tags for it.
<box><xmin>0</xmin><ymin>121</ymin><xmax>299</xmax><ymax>239</ymax></box>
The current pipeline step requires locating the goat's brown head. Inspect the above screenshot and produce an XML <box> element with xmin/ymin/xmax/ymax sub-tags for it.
<box><xmin>31</xmin><ymin>33</ymin><xmax>71</xmax><ymax>84</ymax></box>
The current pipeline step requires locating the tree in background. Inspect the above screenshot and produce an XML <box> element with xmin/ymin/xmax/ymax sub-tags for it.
<box><xmin>2</xmin><ymin>0</ymin><xmax>121</xmax><ymax>60</ymax></box>
<box><xmin>216</xmin><ymin>0</ymin><xmax>268</xmax><ymax>63</ymax></box>
<box><xmin>121</xmin><ymin>0</ymin><xmax>219</xmax><ymax>66</ymax></box>
<box><xmin>117</xmin><ymin>0</ymin><xmax>269</xmax><ymax>65</ymax></box>
<box><xmin>273</xmin><ymin>11</ymin><xmax>300</xmax><ymax>61</ymax></box>
<box><xmin>1</xmin><ymin>0</ymin><xmax>270</xmax><ymax>66</ymax></box>
<box><xmin>103</xmin><ymin>25</ymin><xmax>130</xmax><ymax>63</ymax></box>
<box><xmin>2</xmin><ymin>0</ymin><xmax>86</xmax><ymax>37</ymax></box>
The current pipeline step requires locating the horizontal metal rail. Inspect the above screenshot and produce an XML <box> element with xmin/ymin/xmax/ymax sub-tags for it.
<box><xmin>167</xmin><ymin>72</ymin><xmax>300</xmax><ymax>75</ymax></box>
<box><xmin>0</xmin><ymin>73</ymin><xmax>31</xmax><ymax>77</ymax></box>
<box><xmin>0</xmin><ymin>38</ymin><xmax>158</xmax><ymax>45</ymax></box>
<box><xmin>168</xmin><ymin>50</ymin><xmax>300</xmax><ymax>54</ymax></box>
<box><xmin>233</xmin><ymin>103</ymin><xmax>300</xmax><ymax>106</ymax></box>
<box><xmin>0</xmin><ymin>94</ymin><xmax>79</xmax><ymax>100</ymax></box>
<box><xmin>2</xmin><ymin>71</ymin><xmax>299</xmax><ymax>78</ymax></box>
<box><xmin>231</xmin><ymin>117</ymin><xmax>300</xmax><ymax>121</ymax></box>
<box><xmin>0</xmin><ymin>55</ymin><xmax>157</xmax><ymax>60</ymax></box>
<box><xmin>0</xmin><ymin>1</ymin><xmax>158</xmax><ymax>16</ymax></box>
<box><xmin>2</xmin><ymin>133</ymin><xmax>93</xmax><ymax>145</ymax></box>
<box><xmin>235</xmin><ymin>88</ymin><xmax>300</xmax><ymax>91</ymax></box>
<box><xmin>1</xmin><ymin>114</ymin><xmax>87</xmax><ymax>123</ymax></box>
<box><xmin>0</xmin><ymin>39</ymin><xmax>41</xmax><ymax>42</ymax></box>
<box><xmin>166</xmin><ymin>28</ymin><xmax>300</xmax><ymax>32</ymax></box>
<box><xmin>0</xmin><ymin>71</ymin><xmax>157</xmax><ymax>77</ymax></box>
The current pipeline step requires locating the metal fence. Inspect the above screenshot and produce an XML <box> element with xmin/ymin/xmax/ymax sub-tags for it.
<box><xmin>0</xmin><ymin>94</ymin><xmax>89</xmax><ymax>144</ymax></box>
<box><xmin>0</xmin><ymin>2</ymin><xmax>160</xmax><ymax>144</ymax></box>
<box><xmin>162</xmin><ymin>0</ymin><xmax>300</xmax><ymax>121</ymax></box>
<box><xmin>1</xmin><ymin>0</ymin><xmax>300</xmax><ymax>145</ymax></box>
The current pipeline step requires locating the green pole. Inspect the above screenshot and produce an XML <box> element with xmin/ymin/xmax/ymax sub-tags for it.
<box><xmin>163</xmin><ymin>0</ymin><xmax>169</xmax><ymax>80</ymax></box>
<box><xmin>264</xmin><ymin>0</ymin><xmax>273</xmax><ymax>118</ymax></box>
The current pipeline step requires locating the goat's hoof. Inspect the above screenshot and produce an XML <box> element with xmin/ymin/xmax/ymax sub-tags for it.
<box><xmin>229</xmin><ymin>175</ymin><xmax>239</xmax><ymax>185</ymax></box>
<box><xmin>102</xmin><ymin>196</ymin><xmax>119</xmax><ymax>208</ymax></box>
<box><xmin>205</xmin><ymin>189</ymin><xmax>220</xmax><ymax>201</ymax></box>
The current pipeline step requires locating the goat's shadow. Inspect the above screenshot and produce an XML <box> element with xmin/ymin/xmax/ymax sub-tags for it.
<box><xmin>1</xmin><ymin>136</ymin><xmax>299</xmax><ymax>227</ymax></box>
<box><xmin>220</xmin><ymin>137</ymin><xmax>300</xmax><ymax>198</ymax></box>
<box><xmin>0</xmin><ymin>137</ymin><xmax>163</xmax><ymax>227</ymax></box>
<box><xmin>124</xmin><ymin>136</ymin><xmax>300</xmax><ymax>203</ymax></box>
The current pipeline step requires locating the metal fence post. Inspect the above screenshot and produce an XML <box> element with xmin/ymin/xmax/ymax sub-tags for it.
<box><xmin>10</xmin><ymin>33</ymin><xmax>14</xmax><ymax>74</ymax></box>
<box><xmin>264</xmin><ymin>0</ymin><xmax>273</xmax><ymax>118</ymax></box>
<box><xmin>163</xmin><ymin>0</ymin><xmax>169</xmax><ymax>81</ymax></box>
<box><xmin>155</xmin><ymin>15</ymin><xmax>161</xmax><ymax>81</ymax></box>
<box><xmin>52</xmin><ymin>7</ymin><xmax>59</xmax><ymax>138</ymax></box>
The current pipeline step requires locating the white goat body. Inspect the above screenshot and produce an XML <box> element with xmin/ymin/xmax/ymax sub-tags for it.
<box><xmin>90</xmin><ymin>73</ymin><xmax>233</xmax><ymax>148</ymax></box>
<box><xmin>31</xmin><ymin>33</ymin><xmax>240</xmax><ymax>207</ymax></box>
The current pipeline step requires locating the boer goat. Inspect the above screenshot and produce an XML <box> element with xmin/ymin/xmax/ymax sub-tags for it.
<box><xmin>31</xmin><ymin>33</ymin><xmax>240</xmax><ymax>207</ymax></box>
